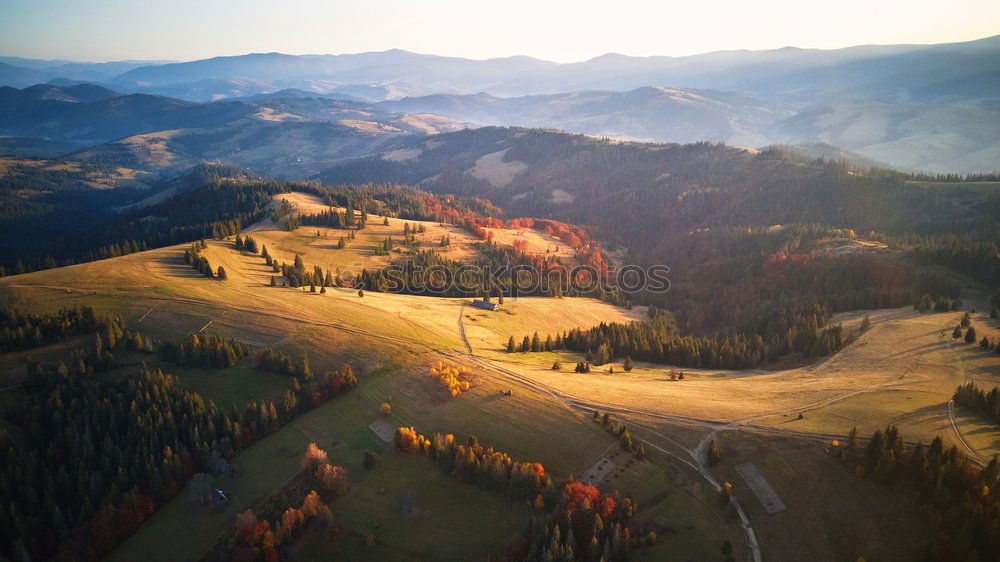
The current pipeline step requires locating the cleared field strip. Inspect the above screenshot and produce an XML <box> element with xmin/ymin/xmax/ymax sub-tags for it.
<box><xmin>581</xmin><ymin>457</ymin><xmax>616</xmax><ymax>485</ymax></box>
<box><xmin>736</xmin><ymin>462</ymin><xmax>785</xmax><ymax>514</ymax></box>
<box><xmin>369</xmin><ymin>417</ymin><xmax>396</xmax><ymax>442</ymax></box>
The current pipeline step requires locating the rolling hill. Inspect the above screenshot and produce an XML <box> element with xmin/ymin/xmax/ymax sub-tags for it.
<box><xmin>321</xmin><ymin>127</ymin><xmax>1000</xmax><ymax>240</ymax></box>
<box><xmin>1</xmin><ymin>181</ymin><xmax>991</xmax><ymax>562</ymax></box>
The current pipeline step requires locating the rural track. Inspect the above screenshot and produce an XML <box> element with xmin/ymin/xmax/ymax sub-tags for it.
<box><xmin>11</xmin><ymin>279</ymin><xmax>985</xmax><ymax>559</ymax></box>
<box><xmin>455</xmin><ymin>306</ymin><xmax>765</xmax><ymax>562</ymax></box>
<box><xmin>945</xmin><ymin>338</ymin><xmax>984</xmax><ymax>464</ymax></box>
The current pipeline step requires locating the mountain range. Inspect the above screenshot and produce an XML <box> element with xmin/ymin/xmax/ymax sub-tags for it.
<box><xmin>2</xmin><ymin>35</ymin><xmax>999</xmax><ymax>173</ymax></box>
<box><xmin>5</xmin><ymin>35</ymin><xmax>997</xmax><ymax>102</ymax></box>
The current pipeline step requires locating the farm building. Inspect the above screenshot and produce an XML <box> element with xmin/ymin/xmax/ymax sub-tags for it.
<box><xmin>471</xmin><ymin>299</ymin><xmax>499</xmax><ymax>311</ymax></box>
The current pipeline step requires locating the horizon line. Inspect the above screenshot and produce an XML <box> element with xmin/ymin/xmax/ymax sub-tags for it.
<box><xmin>3</xmin><ymin>32</ymin><xmax>998</xmax><ymax>66</ymax></box>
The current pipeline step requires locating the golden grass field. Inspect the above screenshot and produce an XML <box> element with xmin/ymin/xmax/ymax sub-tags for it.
<box><xmin>2</xmin><ymin>191</ymin><xmax>998</xmax><ymax>561</ymax></box>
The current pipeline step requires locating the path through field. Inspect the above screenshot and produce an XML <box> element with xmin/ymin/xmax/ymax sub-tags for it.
<box><xmin>456</xmin><ymin>305</ymin><xmax>764</xmax><ymax>562</ymax></box>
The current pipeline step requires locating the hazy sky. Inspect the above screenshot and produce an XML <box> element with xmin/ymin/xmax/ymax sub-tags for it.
<box><xmin>1</xmin><ymin>0</ymin><xmax>998</xmax><ymax>63</ymax></box>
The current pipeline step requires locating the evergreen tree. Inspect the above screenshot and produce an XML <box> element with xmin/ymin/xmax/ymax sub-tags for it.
<box><xmin>952</xmin><ymin>325</ymin><xmax>963</xmax><ymax>339</ymax></box>
<box><xmin>623</xmin><ymin>356</ymin><xmax>633</xmax><ymax>372</ymax></box>
<box><xmin>965</xmin><ymin>326</ymin><xmax>977</xmax><ymax>343</ymax></box>
<box><xmin>217</xmin><ymin>266</ymin><xmax>227</xmax><ymax>280</ymax></box>
<box><xmin>848</xmin><ymin>426</ymin><xmax>859</xmax><ymax>449</ymax></box>
<box><xmin>507</xmin><ymin>336</ymin><xmax>516</xmax><ymax>353</ymax></box>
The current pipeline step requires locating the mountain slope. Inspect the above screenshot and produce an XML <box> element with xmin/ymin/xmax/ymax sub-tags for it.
<box><xmin>321</xmin><ymin>127</ymin><xmax>1000</xmax><ymax>242</ymax></box>
<box><xmin>0</xmin><ymin>85</ymin><xmax>256</xmax><ymax>145</ymax></box>
<box><xmin>380</xmin><ymin>87</ymin><xmax>1000</xmax><ymax>173</ymax></box>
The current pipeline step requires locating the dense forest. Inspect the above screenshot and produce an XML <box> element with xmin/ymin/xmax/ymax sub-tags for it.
<box><xmin>0</xmin><ymin>319</ymin><xmax>359</xmax><ymax>560</ymax></box>
<box><xmin>0</xmin><ymin>305</ymin><xmax>120</xmax><ymax>354</ymax></box>
<box><xmin>321</xmin><ymin>128</ymin><xmax>1000</xmax><ymax>338</ymax></box>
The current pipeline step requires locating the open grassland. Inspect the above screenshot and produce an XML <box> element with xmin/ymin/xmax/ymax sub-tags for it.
<box><xmin>712</xmin><ymin>430</ymin><xmax>929</xmax><ymax>562</ymax></box>
<box><xmin>104</xmin><ymin>340</ymin><xmax>702</xmax><ymax>562</ymax></box>
<box><xmin>104</xmin><ymin>360</ymin><xmax>295</xmax><ymax>410</ymax></box>
<box><xmin>249</xmin><ymin>192</ymin><xmax>579</xmax><ymax>281</ymax></box>
<box><xmin>607</xmin><ymin>445</ymin><xmax>745</xmax><ymax>560</ymax></box>
<box><xmin>0</xmin><ymin>239</ymin><xmax>748</xmax><ymax>561</ymax></box>
<box><xmin>2</xmin><ymin>237</ymin><xmax>996</xmax><ymax>462</ymax></box>
<box><xmin>248</xmin><ymin>192</ymin><xmax>483</xmax><ymax>275</ymax></box>
<box><xmin>481</xmin><ymin>307</ymin><xmax>1000</xmax><ymax>453</ymax></box>
<box><xmin>290</xmin><ymin>453</ymin><xmax>530</xmax><ymax>561</ymax></box>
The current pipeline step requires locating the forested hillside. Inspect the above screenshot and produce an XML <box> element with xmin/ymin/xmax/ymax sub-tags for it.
<box><xmin>0</xmin><ymin>162</ymin><xmax>500</xmax><ymax>276</ymax></box>
<box><xmin>324</xmin><ymin>127</ymin><xmax>1000</xmax><ymax>335</ymax></box>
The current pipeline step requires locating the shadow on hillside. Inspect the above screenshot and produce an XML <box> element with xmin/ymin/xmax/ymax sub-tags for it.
<box><xmin>882</xmin><ymin>340</ymin><xmax>951</xmax><ymax>360</ymax></box>
<box><xmin>153</xmin><ymin>254</ymin><xmax>215</xmax><ymax>279</ymax></box>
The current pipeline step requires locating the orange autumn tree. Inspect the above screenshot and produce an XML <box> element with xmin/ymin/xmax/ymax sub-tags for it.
<box><xmin>315</xmin><ymin>463</ymin><xmax>350</xmax><ymax>496</ymax></box>
<box><xmin>428</xmin><ymin>361</ymin><xmax>472</xmax><ymax>397</ymax></box>
<box><xmin>394</xmin><ymin>427</ymin><xmax>555</xmax><ymax>503</ymax></box>
<box><xmin>301</xmin><ymin>442</ymin><xmax>329</xmax><ymax>470</ymax></box>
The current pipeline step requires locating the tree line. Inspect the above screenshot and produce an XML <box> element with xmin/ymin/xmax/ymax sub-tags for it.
<box><xmin>0</xmin><ymin>305</ymin><xmax>120</xmax><ymax>354</ymax></box>
<box><xmin>525</xmin><ymin>307</ymin><xmax>844</xmax><ymax>370</ymax></box>
<box><xmin>209</xmin><ymin>442</ymin><xmax>347</xmax><ymax>562</ymax></box>
<box><xmin>393</xmin><ymin>426</ymin><xmax>657</xmax><ymax>561</ymax></box>
<box><xmin>850</xmin><ymin>425</ymin><xmax>1000</xmax><ymax>560</ymax></box>
<box><xmin>157</xmin><ymin>332</ymin><xmax>246</xmax><ymax>369</ymax></box>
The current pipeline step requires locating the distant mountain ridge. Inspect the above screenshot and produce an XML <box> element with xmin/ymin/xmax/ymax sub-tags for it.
<box><xmin>379</xmin><ymin>87</ymin><xmax>1000</xmax><ymax>173</ymax></box>
<box><xmin>3</xmin><ymin>35</ymin><xmax>999</xmax><ymax>102</ymax></box>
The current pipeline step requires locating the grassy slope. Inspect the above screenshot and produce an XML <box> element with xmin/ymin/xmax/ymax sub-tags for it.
<box><xmin>479</xmin><ymin>306</ymin><xmax>999</xmax><ymax>454</ymax></box>
<box><xmin>712</xmin><ymin>431</ymin><xmax>928</xmax><ymax>562</ymax></box>
<box><xmin>0</xmin><ymin>235</ymin><xmax>733</xmax><ymax>561</ymax></box>
<box><xmin>3</xmin><ymin>192</ymin><xmax>994</xmax><ymax>560</ymax></box>
<box><xmin>291</xmin><ymin>453</ymin><xmax>531</xmax><ymax>561</ymax></box>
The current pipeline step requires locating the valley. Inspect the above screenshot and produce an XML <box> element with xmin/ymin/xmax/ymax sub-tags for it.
<box><xmin>2</xmin><ymin>183</ymin><xmax>996</xmax><ymax>560</ymax></box>
<box><xmin>2</xmin><ymin>19</ymin><xmax>1000</xmax><ymax>562</ymax></box>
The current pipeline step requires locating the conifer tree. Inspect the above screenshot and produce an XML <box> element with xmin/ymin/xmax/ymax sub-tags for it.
<box><xmin>507</xmin><ymin>336</ymin><xmax>516</xmax><ymax>353</ymax></box>
<box><xmin>965</xmin><ymin>326</ymin><xmax>977</xmax><ymax>343</ymax></box>
<box><xmin>217</xmin><ymin>266</ymin><xmax>227</xmax><ymax>280</ymax></box>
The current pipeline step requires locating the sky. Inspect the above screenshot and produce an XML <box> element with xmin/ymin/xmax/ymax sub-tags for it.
<box><xmin>1</xmin><ymin>0</ymin><xmax>998</xmax><ymax>63</ymax></box>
